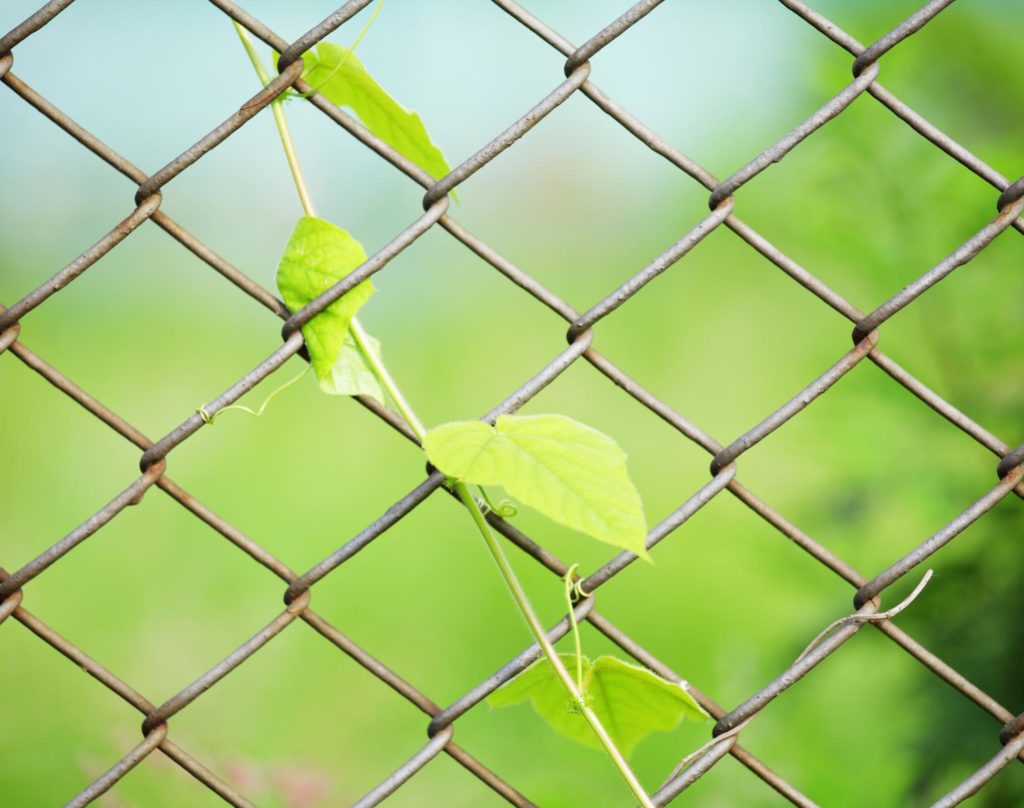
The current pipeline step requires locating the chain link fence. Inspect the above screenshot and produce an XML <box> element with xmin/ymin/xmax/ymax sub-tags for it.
<box><xmin>2</xmin><ymin>0</ymin><xmax>1023</xmax><ymax>805</ymax></box>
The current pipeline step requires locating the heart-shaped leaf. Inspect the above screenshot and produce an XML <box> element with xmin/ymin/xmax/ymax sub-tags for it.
<box><xmin>423</xmin><ymin>414</ymin><xmax>650</xmax><ymax>559</ymax></box>
<box><xmin>488</xmin><ymin>654</ymin><xmax>708</xmax><ymax>757</ymax></box>
<box><xmin>276</xmin><ymin>216</ymin><xmax>375</xmax><ymax>394</ymax></box>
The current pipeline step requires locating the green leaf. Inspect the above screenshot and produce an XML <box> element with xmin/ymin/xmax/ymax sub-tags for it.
<box><xmin>300</xmin><ymin>43</ymin><xmax>455</xmax><ymax>193</ymax></box>
<box><xmin>423</xmin><ymin>414</ymin><xmax>650</xmax><ymax>560</ymax></box>
<box><xmin>320</xmin><ymin>331</ymin><xmax>386</xmax><ymax>405</ymax></box>
<box><xmin>488</xmin><ymin>654</ymin><xmax>708</xmax><ymax>757</ymax></box>
<box><xmin>276</xmin><ymin>216</ymin><xmax>374</xmax><ymax>392</ymax></box>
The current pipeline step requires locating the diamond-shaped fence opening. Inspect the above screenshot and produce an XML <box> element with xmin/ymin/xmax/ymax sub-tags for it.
<box><xmin>2</xmin><ymin>0</ymin><xmax>1023</xmax><ymax>805</ymax></box>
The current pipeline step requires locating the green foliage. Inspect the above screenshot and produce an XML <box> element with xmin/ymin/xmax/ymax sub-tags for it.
<box><xmin>270</xmin><ymin>24</ymin><xmax>671</xmax><ymax>793</ymax></box>
<box><xmin>423</xmin><ymin>414</ymin><xmax>650</xmax><ymax>559</ymax></box>
<box><xmin>488</xmin><ymin>654</ymin><xmax>708</xmax><ymax>757</ymax></box>
<box><xmin>276</xmin><ymin>216</ymin><xmax>383</xmax><ymax>403</ymax></box>
<box><xmin>322</xmin><ymin>333</ymin><xmax>386</xmax><ymax>403</ymax></box>
<box><xmin>300</xmin><ymin>42</ymin><xmax>455</xmax><ymax>190</ymax></box>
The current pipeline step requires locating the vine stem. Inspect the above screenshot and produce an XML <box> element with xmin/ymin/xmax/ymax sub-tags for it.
<box><xmin>348</xmin><ymin>319</ymin><xmax>426</xmax><ymax>440</ymax></box>
<box><xmin>455</xmin><ymin>483</ymin><xmax>655</xmax><ymax>807</ymax></box>
<box><xmin>234</xmin><ymin>21</ymin><xmax>388</xmax><ymax>395</ymax></box>
<box><xmin>232</xmin><ymin>23</ymin><xmax>652</xmax><ymax>806</ymax></box>
<box><xmin>233</xmin><ymin>22</ymin><xmax>316</xmax><ymax>218</ymax></box>
<box><xmin>564</xmin><ymin>564</ymin><xmax>585</xmax><ymax>692</ymax></box>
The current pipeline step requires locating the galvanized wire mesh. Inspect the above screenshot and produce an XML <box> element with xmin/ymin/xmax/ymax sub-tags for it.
<box><xmin>2</xmin><ymin>0</ymin><xmax>1023</xmax><ymax>805</ymax></box>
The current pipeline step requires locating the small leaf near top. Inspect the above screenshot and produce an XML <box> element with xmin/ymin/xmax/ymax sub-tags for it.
<box><xmin>488</xmin><ymin>654</ymin><xmax>708</xmax><ymax>757</ymax></box>
<box><xmin>277</xmin><ymin>216</ymin><xmax>377</xmax><ymax>397</ymax></box>
<box><xmin>423</xmin><ymin>414</ymin><xmax>650</xmax><ymax>560</ymax></box>
<box><xmin>300</xmin><ymin>43</ymin><xmax>455</xmax><ymax>193</ymax></box>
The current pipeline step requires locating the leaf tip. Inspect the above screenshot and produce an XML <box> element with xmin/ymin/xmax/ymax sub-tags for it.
<box><xmin>680</xmin><ymin>683</ymin><xmax>711</xmax><ymax>720</ymax></box>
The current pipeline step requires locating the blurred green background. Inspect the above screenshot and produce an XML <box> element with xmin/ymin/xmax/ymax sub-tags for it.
<box><xmin>2</xmin><ymin>1</ymin><xmax>1023</xmax><ymax>805</ymax></box>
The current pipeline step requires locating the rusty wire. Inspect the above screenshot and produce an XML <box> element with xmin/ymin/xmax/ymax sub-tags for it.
<box><xmin>1</xmin><ymin>0</ymin><xmax>1023</xmax><ymax>805</ymax></box>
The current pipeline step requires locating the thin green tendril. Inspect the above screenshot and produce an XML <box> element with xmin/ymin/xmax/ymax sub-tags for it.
<box><xmin>197</xmin><ymin>365</ymin><xmax>311</xmax><ymax>425</ymax></box>
<box><xmin>572</xmin><ymin>577</ymin><xmax>592</xmax><ymax>601</ymax></box>
<box><xmin>564</xmin><ymin>563</ymin><xmax>586</xmax><ymax>694</ymax></box>
<box><xmin>478</xmin><ymin>486</ymin><xmax>518</xmax><ymax>518</ymax></box>
<box><xmin>286</xmin><ymin>0</ymin><xmax>385</xmax><ymax>101</ymax></box>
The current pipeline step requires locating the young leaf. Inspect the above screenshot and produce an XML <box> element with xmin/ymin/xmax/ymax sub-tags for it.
<box><xmin>320</xmin><ymin>331</ymin><xmax>386</xmax><ymax>405</ymax></box>
<box><xmin>488</xmin><ymin>654</ymin><xmax>708</xmax><ymax>757</ymax></box>
<box><xmin>300</xmin><ymin>43</ymin><xmax>454</xmax><ymax>191</ymax></box>
<box><xmin>423</xmin><ymin>414</ymin><xmax>650</xmax><ymax>560</ymax></box>
<box><xmin>277</xmin><ymin>216</ymin><xmax>374</xmax><ymax>393</ymax></box>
